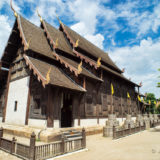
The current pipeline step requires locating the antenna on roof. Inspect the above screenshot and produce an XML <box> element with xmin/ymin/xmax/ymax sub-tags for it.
<box><xmin>56</xmin><ymin>14</ymin><xmax>63</xmax><ymax>25</ymax></box>
<box><xmin>10</xmin><ymin>0</ymin><xmax>18</xmax><ymax>17</ymax></box>
<box><xmin>37</xmin><ymin>9</ymin><xmax>43</xmax><ymax>22</ymax></box>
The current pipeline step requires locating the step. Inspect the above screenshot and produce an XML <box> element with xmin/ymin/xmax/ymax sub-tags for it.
<box><xmin>67</xmin><ymin>136</ymin><xmax>83</xmax><ymax>141</ymax></box>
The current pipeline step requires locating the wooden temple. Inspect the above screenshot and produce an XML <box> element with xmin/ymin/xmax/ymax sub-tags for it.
<box><xmin>0</xmin><ymin>6</ymin><xmax>142</xmax><ymax>128</ymax></box>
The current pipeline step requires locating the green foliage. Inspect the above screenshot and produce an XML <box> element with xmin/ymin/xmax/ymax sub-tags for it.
<box><xmin>158</xmin><ymin>68</ymin><xmax>160</xmax><ymax>87</ymax></box>
<box><xmin>145</xmin><ymin>93</ymin><xmax>157</xmax><ymax>114</ymax></box>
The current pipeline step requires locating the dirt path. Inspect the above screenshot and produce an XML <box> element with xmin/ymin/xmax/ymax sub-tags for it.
<box><xmin>54</xmin><ymin>127</ymin><xmax>160</xmax><ymax>160</ymax></box>
<box><xmin>0</xmin><ymin>127</ymin><xmax>160</xmax><ymax>160</ymax></box>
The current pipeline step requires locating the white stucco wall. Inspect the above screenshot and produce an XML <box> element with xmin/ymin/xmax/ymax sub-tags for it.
<box><xmin>28</xmin><ymin>119</ymin><xmax>47</xmax><ymax>128</ymax></box>
<box><xmin>54</xmin><ymin>120</ymin><xmax>60</xmax><ymax>128</ymax></box>
<box><xmin>5</xmin><ymin>77</ymin><xmax>30</xmax><ymax>125</ymax></box>
<box><xmin>73</xmin><ymin>117</ymin><xmax>137</xmax><ymax>128</ymax></box>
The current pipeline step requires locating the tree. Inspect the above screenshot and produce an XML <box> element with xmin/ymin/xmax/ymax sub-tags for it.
<box><xmin>158</xmin><ymin>69</ymin><xmax>160</xmax><ymax>87</ymax></box>
<box><xmin>145</xmin><ymin>93</ymin><xmax>156</xmax><ymax>114</ymax></box>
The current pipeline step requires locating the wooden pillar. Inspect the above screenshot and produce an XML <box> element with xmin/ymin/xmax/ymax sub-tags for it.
<box><xmin>137</xmin><ymin>86</ymin><xmax>140</xmax><ymax>114</ymax></box>
<box><xmin>78</xmin><ymin>94</ymin><xmax>83</xmax><ymax>126</ymax></box>
<box><xmin>96</xmin><ymin>83</ymin><xmax>100</xmax><ymax>124</ymax></box>
<box><xmin>120</xmin><ymin>85</ymin><xmax>123</xmax><ymax>120</ymax></box>
<box><xmin>30</xmin><ymin>132</ymin><xmax>36</xmax><ymax>160</ymax></box>
<box><xmin>111</xmin><ymin>81</ymin><xmax>114</xmax><ymax>114</ymax></box>
<box><xmin>25</xmin><ymin>75</ymin><xmax>32</xmax><ymax>125</ymax></box>
<box><xmin>100</xmin><ymin>69</ymin><xmax>103</xmax><ymax>79</ymax></box>
<box><xmin>47</xmin><ymin>85</ymin><xmax>54</xmax><ymax>128</ymax></box>
<box><xmin>2</xmin><ymin>68</ymin><xmax>11</xmax><ymax>122</ymax></box>
<box><xmin>0</xmin><ymin>61</ymin><xmax>2</xmax><ymax>70</ymax></box>
<box><xmin>83</xmin><ymin>77</ymin><xmax>86</xmax><ymax>89</ymax></box>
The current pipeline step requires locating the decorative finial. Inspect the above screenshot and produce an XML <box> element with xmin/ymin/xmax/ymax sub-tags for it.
<box><xmin>97</xmin><ymin>57</ymin><xmax>101</xmax><ymax>68</ymax></box>
<box><xmin>55</xmin><ymin>38</ymin><xmax>58</xmax><ymax>48</ymax></box>
<box><xmin>37</xmin><ymin>9</ymin><xmax>43</xmax><ymax>22</ymax></box>
<box><xmin>26</xmin><ymin>38</ymin><xmax>31</xmax><ymax>50</ymax></box>
<box><xmin>75</xmin><ymin>39</ymin><xmax>79</xmax><ymax>48</ymax></box>
<box><xmin>46</xmin><ymin>67</ymin><xmax>51</xmax><ymax>84</ymax></box>
<box><xmin>56</xmin><ymin>14</ymin><xmax>63</xmax><ymax>25</ymax></box>
<box><xmin>122</xmin><ymin>68</ymin><xmax>125</xmax><ymax>73</ymax></box>
<box><xmin>78</xmin><ymin>61</ymin><xmax>82</xmax><ymax>74</ymax></box>
<box><xmin>10</xmin><ymin>0</ymin><xmax>18</xmax><ymax>18</ymax></box>
<box><xmin>139</xmin><ymin>81</ymin><xmax>142</xmax><ymax>87</ymax></box>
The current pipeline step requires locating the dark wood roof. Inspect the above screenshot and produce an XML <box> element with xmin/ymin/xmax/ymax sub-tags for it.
<box><xmin>19</xmin><ymin>16</ymin><xmax>55</xmax><ymax>60</ymax></box>
<box><xmin>101</xmin><ymin>65</ymin><xmax>139</xmax><ymax>87</ymax></box>
<box><xmin>0</xmin><ymin>15</ymin><xmax>139</xmax><ymax>88</ymax></box>
<box><xmin>62</xmin><ymin>24</ymin><xmax>122</xmax><ymax>73</ymax></box>
<box><xmin>27</xmin><ymin>56</ymin><xmax>86</xmax><ymax>92</ymax></box>
<box><xmin>43</xmin><ymin>21</ymin><xmax>74</xmax><ymax>57</ymax></box>
<box><xmin>59</xmin><ymin>55</ymin><xmax>103</xmax><ymax>82</ymax></box>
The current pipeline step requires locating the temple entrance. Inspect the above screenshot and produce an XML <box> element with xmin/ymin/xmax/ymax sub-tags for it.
<box><xmin>61</xmin><ymin>93</ymin><xmax>73</xmax><ymax>128</ymax></box>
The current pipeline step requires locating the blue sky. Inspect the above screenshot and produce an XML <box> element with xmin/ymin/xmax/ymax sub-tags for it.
<box><xmin>0</xmin><ymin>0</ymin><xmax>160</xmax><ymax>98</ymax></box>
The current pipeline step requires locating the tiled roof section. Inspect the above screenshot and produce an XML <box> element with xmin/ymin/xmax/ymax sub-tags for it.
<box><xmin>19</xmin><ymin>16</ymin><xmax>55</xmax><ymax>60</ymax></box>
<box><xmin>59</xmin><ymin>55</ymin><xmax>103</xmax><ymax>81</ymax></box>
<box><xmin>101</xmin><ymin>65</ymin><xmax>139</xmax><ymax>86</ymax></box>
<box><xmin>63</xmin><ymin>24</ymin><xmax>122</xmax><ymax>73</ymax></box>
<box><xmin>44</xmin><ymin>21</ymin><xmax>74</xmax><ymax>56</ymax></box>
<box><xmin>27</xmin><ymin>56</ymin><xmax>85</xmax><ymax>92</ymax></box>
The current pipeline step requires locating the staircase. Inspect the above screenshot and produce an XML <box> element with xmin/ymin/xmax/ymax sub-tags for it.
<box><xmin>61</xmin><ymin>130</ymin><xmax>82</xmax><ymax>141</ymax></box>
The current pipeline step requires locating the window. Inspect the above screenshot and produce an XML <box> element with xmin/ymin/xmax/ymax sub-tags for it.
<box><xmin>14</xmin><ymin>101</ymin><xmax>18</xmax><ymax>111</ymax></box>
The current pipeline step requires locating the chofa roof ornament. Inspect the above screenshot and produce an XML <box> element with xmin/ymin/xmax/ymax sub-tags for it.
<box><xmin>56</xmin><ymin>14</ymin><xmax>63</xmax><ymax>26</ymax></box>
<box><xmin>37</xmin><ymin>9</ymin><xmax>43</xmax><ymax>22</ymax></box>
<box><xmin>10</xmin><ymin>0</ymin><xmax>18</xmax><ymax>17</ymax></box>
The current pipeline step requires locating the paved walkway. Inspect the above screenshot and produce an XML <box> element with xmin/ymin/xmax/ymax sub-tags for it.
<box><xmin>55</xmin><ymin>127</ymin><xmax>160</xmax><ymax>160</ymax></box>
<box><xmin>0</xmin><ymin>127</ymin><xmax>160</xmax><ymax>160</ymax></box>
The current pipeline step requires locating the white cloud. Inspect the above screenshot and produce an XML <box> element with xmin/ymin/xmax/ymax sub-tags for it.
<box><xmin>109</xmin><ymin>37</ymin><xmax>160</xmax><ymax>98</ymax></box>
<box><xmin>0</xmin><ymin>15</ymin><xmax>12</xmax><ymax>58</ymax></box>
<box><xmin>85</xmin><ymin>34</ymin><xmax>104</xmax><ymax>49</ymax></box>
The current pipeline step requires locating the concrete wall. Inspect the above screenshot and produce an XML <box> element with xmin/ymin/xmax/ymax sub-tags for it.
<box><xmin>5</xmin><ymin>77</ymin><xmax>30</xmax><ymax>125</ymax></box>
<box><xmin>74</xmin><ymin>117</ymin><xmax>137</xmax><ymax>128</ymax></box>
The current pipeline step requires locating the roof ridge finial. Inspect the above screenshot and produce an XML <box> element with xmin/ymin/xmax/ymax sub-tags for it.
<box><xmin>45</xmin><ymin>67</ymin><xmax>51</xmax><ymax>84</ymax></box>
<box><xmin>37</xmin><ymin>9</ymin><xmax>43</xmax><ymax>22</ymax></box>
<box><xmin>26</xmin><ymin>37</ymin><xmax>32</xmax><ymax>50</ymax></box>
<box><xmin>10</xmin><ymin>0</ymin><xmax>18</xmax><ymax>17</ymax></box>
<box><xmin>56</xmin><ymin>14</ymin><xmax>63</xmax><ymax>25</ymax></box>
<box><xmin>78</xmin><ymin>61</ymin><xmax>82</xmax><ymax>74</ymax></box>
<box><xmin>75</xmin><ymin>39</ymin><xmax>79</xmax><ymax>48</ymax></box>
<box><xmin>97</xmin><ymin>57</ymin><xmax>101</xmax><ymax>68</ymax></box>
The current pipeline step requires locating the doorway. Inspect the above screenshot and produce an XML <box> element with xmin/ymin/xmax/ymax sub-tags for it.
<box><xmin>61</xmin><ymin>93</ymin><xmax>73</xmax><ymax>128</ymax></box>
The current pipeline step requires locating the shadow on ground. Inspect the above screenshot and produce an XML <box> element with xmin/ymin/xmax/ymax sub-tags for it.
<box><xmin>149</xmin><ymin>128</ymin><xmax>160</xmax><ymax>132</ymax></box>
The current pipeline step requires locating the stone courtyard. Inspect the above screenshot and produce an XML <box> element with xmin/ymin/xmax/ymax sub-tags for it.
<box><xmin>0</xmin><ymin>126</ymin><xmax>160</xmax><ymax>160</ymax></box>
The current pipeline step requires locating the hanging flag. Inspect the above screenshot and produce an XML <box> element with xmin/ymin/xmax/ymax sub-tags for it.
<box><xmin>111</xmin><ymin>83</ymin><xmax>114</xmax><ymax>95</ymax></box>
<box><xmin>138</xmin><ymin>95</ymin><xmax>141</xmax><ymax>102</ymax></box>
<box><xmin>46</xmin><ymin>67</ymin><xmax>51</xmax><ymax>84</ymax></box>
<box><xmin>127</xmin><ymin>92</ymin><xmax>130</xmax><ymax>98</ymax></box>
<box><xmin>149</xmin><ymin>100</ymin><xmax>151</xmax><ymax>105</ymax></box>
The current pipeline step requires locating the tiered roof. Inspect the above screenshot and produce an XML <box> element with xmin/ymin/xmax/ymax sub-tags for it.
<box><xmin>0</xmin><ymin>13</ymin><xmax>139</xmax><ymax>91</ymax></box>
